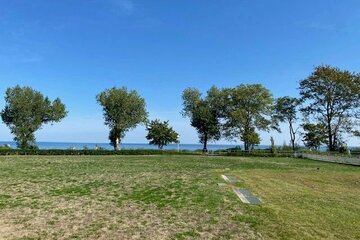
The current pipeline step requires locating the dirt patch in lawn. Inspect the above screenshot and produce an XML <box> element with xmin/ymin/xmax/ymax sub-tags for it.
<box><xmin>0</xmin><ymin>198</ymin><xmax>259</xmax><ymax>240</ymax></box>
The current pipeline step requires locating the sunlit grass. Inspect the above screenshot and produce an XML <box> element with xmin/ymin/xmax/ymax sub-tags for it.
<box><xmin>0</xmin><ymin>155</ymin><xmax>359</xmax><ymax>239</ymax></box>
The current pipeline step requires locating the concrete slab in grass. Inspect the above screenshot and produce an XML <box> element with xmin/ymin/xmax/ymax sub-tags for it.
<box><xmin>233</xmin><ymin>189</ymin><xmax>262</xmax><ymax>204</ymax></box>
<box><xmin>221</xmin><ymin>175</ymin><xmax>239</xmax><ymax>183</ymax></box>
<box><xmin>238</xmin><ymin>189</ymin><xmax>252</xmax><ymax>196</ymax></box>
<box><xmin>245</xmin><ymin>196</ymin><xmax>262</xmax><ymax>204</ymax></box>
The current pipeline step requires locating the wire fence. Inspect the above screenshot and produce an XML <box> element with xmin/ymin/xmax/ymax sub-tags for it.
<box><xmin>208</xmin><ymin>149</ymin><xmax>360</xmax><ymax>166</ymax></box>
<box><xmin>297</xmin><ymin>152</ymin><xmax>360</xmax><ymax>166</ymax></box>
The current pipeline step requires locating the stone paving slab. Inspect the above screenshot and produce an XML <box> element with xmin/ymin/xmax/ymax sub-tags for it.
<box><xmin>245</xmin><ymin>196</ymin><xmax>262</xmax><ymax>204</ymax></box>
<box><xmin>221</xmin><ymin>175</ymin><xmax>239</xmax><ymax>183</ymax></box>
<box><xmin>238</xmin><ymin>189</ymin><xmax>252</xmax><ymax>196</ymax></box>
<box><xmin>233</xmin><ymin>188</ymin><xmax>262</xmax><ymax>204</ymax></box>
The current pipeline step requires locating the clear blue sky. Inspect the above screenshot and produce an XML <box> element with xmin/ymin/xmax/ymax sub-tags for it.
<box><xmin>1</xmin><ymin>0</ymin><xmax>360</xmax><ymax>145</ymax></box>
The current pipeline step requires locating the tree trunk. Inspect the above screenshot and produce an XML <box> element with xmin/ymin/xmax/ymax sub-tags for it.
<box><xmin>244</xmin><ymin>141</ymin><xmax>249</xmax><ymax>151</ymax></box>
<box><xmin>327</xmin><ymin>124</ymin><xmax>334</xmax><ymax>151</ymax></box>
<box><xmin>326</xmin><ymin>109</ymin><xmax>335</xmax><ymax>151</ymax></box>
<box><xmin>333</xmin><ymin>134</ymin><xmax>337</xmax><ymax>151</ymax></box>
<box><xmin>291</xmin><ymin>139</ymin><xmax>295</xmax><ymax>151</ymax></box>
<box><xmin>114</xmin><ymin>137</ymin><xmax>121</xmax><ymax>150</ymax></box>
<box><xmin>289</xmin><ymin>122</ymin><xmax>296</xmax><ymax>151</ymax></box>
<box><xmin>203</xmin><ymin>133</ymin><xmax>208</xmax><ymax>152</ymax></box>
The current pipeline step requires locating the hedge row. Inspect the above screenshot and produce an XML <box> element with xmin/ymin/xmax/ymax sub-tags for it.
<box><xmin>0</xmin><ymin>148</ymin><xmax>311</xmax><ymax>158</ymax></box>
<box><xmin>211</xmin><ymin>150</ymin><xmax>294</xmax><ymax>157</ymax></box>
<box><xmin>0</xmin><ymin>148</ymin><xmax>296</xmax><ymax>157</ymax></box>
<box><xmin>0</xmin><ymin>149</ymin><xmax>201</xmax><ymax>156</ymax></box>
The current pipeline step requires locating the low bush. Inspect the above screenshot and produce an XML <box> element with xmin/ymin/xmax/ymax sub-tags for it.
<box><xmin>0</xmin><ymin>149</ymin><xmax>201</xmax><ymax>156</ymax></box>
<box><xmin>0</xmin><ymin>144</ymin><xmax>12</xmax><ymax>150</ymax></box>
<box><xmin>0</xmin><ymin>148</ymin><xmax>297</xmax><ymax>157</ymax></box>
<box><xmin>212</xmin><ymin>148</ymin><xmax>294</xmax><ymax>157</ymax></box>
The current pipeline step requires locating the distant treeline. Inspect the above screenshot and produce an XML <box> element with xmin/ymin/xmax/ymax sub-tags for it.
<box><xmin>1</xmin><ymin>65</ymin><xmax>360</xmax><ymax>152</ymax></box>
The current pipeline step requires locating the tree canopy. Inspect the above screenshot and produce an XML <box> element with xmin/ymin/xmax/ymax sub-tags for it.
<box><xmin>1</xmin><ymin>85</ymin><xmax>67</xmax><ymax>149</ymax></box>
<box><xmin>181</xmin><ymin>86</ymin><xmax>222</xmax><ymax>152</ymax></box>
<box><xmin>274</xmin><ymin>96</ymin><xmax>301</xmax><ymax>151</ymax></box>
<box><xmin>299</xmin><ymin>65</ymin><xmax>360</xmax><ymax>151</ymax></box>
<box><xmin>2</xmin><ymin>64</ymin><xmax>360</xmax><ymax>152</ymax></box>
<box><xmin>96</xmin><ymin>87</ymin><xmax>148</xmax><ymax>150</ymax></box>
<box><xmin>222</xmin><ymin>84</ymin><xmax>278</xmax><ymax>150</ymax></box>
<box><xmin>146</xmin><ymin>119</ymin><xmax>179</xmax><ymax>149</ymax></box>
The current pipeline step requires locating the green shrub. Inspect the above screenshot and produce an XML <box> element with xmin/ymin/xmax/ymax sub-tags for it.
<box><xmin>281</xmin><ymin>142</ymin><xmax>293</xmax><ymax>151</ymax></box>
<box><xmin>270</xmin><ymin>137</ymin><xmax>278</xmax><ymax>156</ymax></box>
<box><xmin>338</xmin><ymin>144</ymin><xmax>348</xmax><ymax>154</ymax></box>
<box><xmin>0</xmin><ymin>144</ymin><xmax>11</xmax><ymax>150</ymax></box>
<box><xmin>0</xmin><ymin>149</ymin><xmax>201</xmax><ymax>156</ymax></box>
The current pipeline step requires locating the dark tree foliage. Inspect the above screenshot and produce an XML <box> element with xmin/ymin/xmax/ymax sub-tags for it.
<box><xmin>241</xmin><ymin>127</ymin><xmax>261</xmax><ymax>150</ymax></box>
<box><xmin>182</xmin><ymin>86</ymin><xmax>222</xmax><ymax>152</ymax></box>
<box><xmin>222</xmin><ymin>84</ymin><xmax>278</xmax><ymax>151</ymax></box>
<box><xmin>146</xmin><ymin>119</ymin><xmax>179</xmax><ymax>149</ymax></box>
<box><xmin>302</xmin><ymin>123</ymin><xmax>327</xmax><ymax>151</ymax></box>
<box><xmin>274</xmin><ymin>96</ymin><xmax>301</xmax><ymax>151</ymax></box>
<box><xmin>1</xmin><ymin>85</ymin><xmax>67</xmax><ymax>149</ymax></box>
<box><xmin>354</xmin><ymin>130</ymin><xmax>360</xmax><ymax>137</ymax></box>
<box><xmin>299</xmin><ymin>65</ymin><xmax>360</xmax><ymax>151</ymax></box>
<box><xmin>97</xmin><ymin>87</ymin><xmax>148</xmax><ymax>150</ymax></box>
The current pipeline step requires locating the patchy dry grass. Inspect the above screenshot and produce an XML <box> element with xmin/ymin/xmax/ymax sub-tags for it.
<box><xmin>0</xmin><ymin>155</ymin><xmax>359</xmax><ymax>239</ymax></box>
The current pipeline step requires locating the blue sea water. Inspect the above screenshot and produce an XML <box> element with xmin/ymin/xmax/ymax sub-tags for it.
<box><xmin>0</xmin><ymin>141</ymin><xmax>245</xmax><ymax>151</ymax></box>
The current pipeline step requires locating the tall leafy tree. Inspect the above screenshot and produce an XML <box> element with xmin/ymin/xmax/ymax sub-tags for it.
<box><xmin>97</xmin><ymin>87</ymin><xmax>148</xmax><ymax>150</ymax></box>
<box><xmin>274</xmin><ymin>96</ymin><xmax>301</xmax><ymax>151</ymax></box>
<box><xmin>1</xmin><ymin>85</ymin><xmax>67</xmax><ymax>149</ymax></box>
<box><xmin>146</xmin><ymin>119</ymin><xmax>179</xmax><ymax>149</ymax></box>
<box><xmin>181</xmin><ymin>86</ymin><xmax>222</xmax><ymax>152</ymax></box>
<box><xmin>223</xmin><ymin>84</ymin><xmax>278</xmax><ymax>151</ymax></box>
<box><xmin>299</xmin><ymin>65</ymin><xmax>360</xmax><ymax>151</ymax></box>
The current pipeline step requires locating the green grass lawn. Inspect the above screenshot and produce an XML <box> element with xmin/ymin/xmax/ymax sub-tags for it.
<box><xmin>0</xmin><ymin>155</ymin><xmax>359</xmax><ymax>240</ymax></box>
